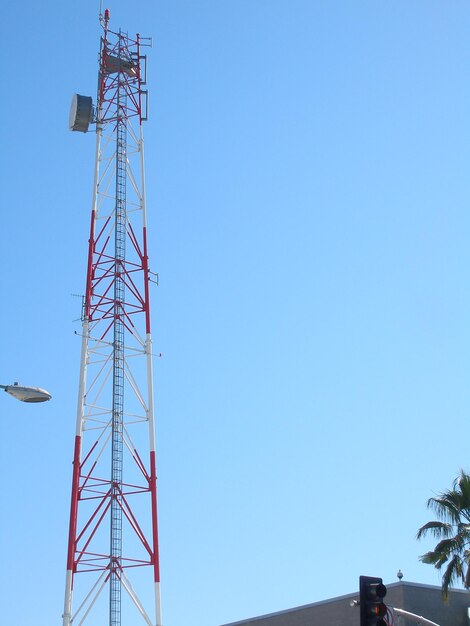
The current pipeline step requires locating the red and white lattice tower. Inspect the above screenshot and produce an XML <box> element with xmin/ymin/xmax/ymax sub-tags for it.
<box><xmin>63</xmin><ymin>9</ymin><xmax>161</xmax><ymax>626</ymax></box>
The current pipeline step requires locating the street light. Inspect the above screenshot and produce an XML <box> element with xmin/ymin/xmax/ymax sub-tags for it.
<box><xmin>1</xmin><ymin>382</ymin><xmax>52</xmax><ymax>403</ymax></box>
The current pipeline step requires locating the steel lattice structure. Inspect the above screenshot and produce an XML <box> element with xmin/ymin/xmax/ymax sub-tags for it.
<box><xmin>63</xmin><ymin>10</ymin><xmax>161</xmax><ymax>626</ymax></box>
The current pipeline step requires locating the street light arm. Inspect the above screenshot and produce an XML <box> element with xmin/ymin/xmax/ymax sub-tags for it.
<box><xmin>392</xmin><ymin>607</ymin><xmax>440</xmax><ymax>626</ymax></box>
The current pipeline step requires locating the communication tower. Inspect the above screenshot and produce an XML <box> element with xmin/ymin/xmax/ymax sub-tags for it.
<box><xmin>63</xmin><ymin>9</ymin><xmax>161</xmax><ymax>626</ymax></box>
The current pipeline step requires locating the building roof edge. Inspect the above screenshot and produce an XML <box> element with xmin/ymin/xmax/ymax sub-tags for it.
<box><xmin>221</xmin><ymin>581</ymin><xmax>469</xmax><ymax>626</ymax></box>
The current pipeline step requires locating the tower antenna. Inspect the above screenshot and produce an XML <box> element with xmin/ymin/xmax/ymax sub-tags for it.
<box><xmin>64</xmin><ymin>12</ymin><xmax>160</xmax><ymax>626</ymax></box>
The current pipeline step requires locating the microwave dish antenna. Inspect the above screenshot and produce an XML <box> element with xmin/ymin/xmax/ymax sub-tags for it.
<box><xmin>69</xmin><ymin>93</ymin><xmax>93</xmax><ymax>132</ymax></box>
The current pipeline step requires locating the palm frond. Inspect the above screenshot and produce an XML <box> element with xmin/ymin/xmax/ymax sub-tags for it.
<box><xmin>427</xmin><ymin>472</ymin><xmax>470</xmax><ymax>521</ymax></box>
<box><xmin>416</xmin><ymin>521</ymin><xmax>453</xmax><ymax>540</ymax></box>
<box><xmin>420</xmin><ymin>550</ymin><xmax>448</xmax><ymax>567</ymax></box>
<box><xmin>427</xmin><ymin>493</ymin><xmax>462</xmax><ymax>524</ymax></box>
<box><xmin>433</xmin><ymin>536</ymin><xmax>466</xmax><ymax>557</ymax></box>
<box><xmin>441</xmin><ymin>554</ymin><xmax>463</xmax><ymax>599</ymax></box>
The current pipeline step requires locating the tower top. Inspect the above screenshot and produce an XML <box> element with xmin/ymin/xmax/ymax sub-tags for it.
<box><xmin>99</xmin><ymin>4</ymin><xmax>110</xmax><ymax>28</ymax></box>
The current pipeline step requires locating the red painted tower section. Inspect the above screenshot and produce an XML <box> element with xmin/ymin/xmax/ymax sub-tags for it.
<box><xmin>63</xmin><ymin>10</ymin><xmax>161</xmax><ymax>626</ymax></box>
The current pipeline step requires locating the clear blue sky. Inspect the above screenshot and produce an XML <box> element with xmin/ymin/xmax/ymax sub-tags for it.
<box><xmin>1</xmin><ymin>1</ymin><xmax>470</xmax><ymax>625</ymax></box>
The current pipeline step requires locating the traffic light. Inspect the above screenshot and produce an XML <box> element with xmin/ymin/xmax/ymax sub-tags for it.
<box><xmin>359</xmin><ymin>575</ymin><xmax>388</xmax><ymax>626</ymax></box>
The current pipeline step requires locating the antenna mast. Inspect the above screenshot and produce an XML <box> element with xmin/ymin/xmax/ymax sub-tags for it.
<box><xmin>64</xmin><ymin>9</ymin><xmax>160</xmax><ymax>626</ymax></box>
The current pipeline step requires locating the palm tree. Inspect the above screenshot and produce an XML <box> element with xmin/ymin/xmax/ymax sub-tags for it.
<box><xmin>417</xmin><ymin>470</ymin><xmax>470</xmax><ymax>598</ymax></box>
